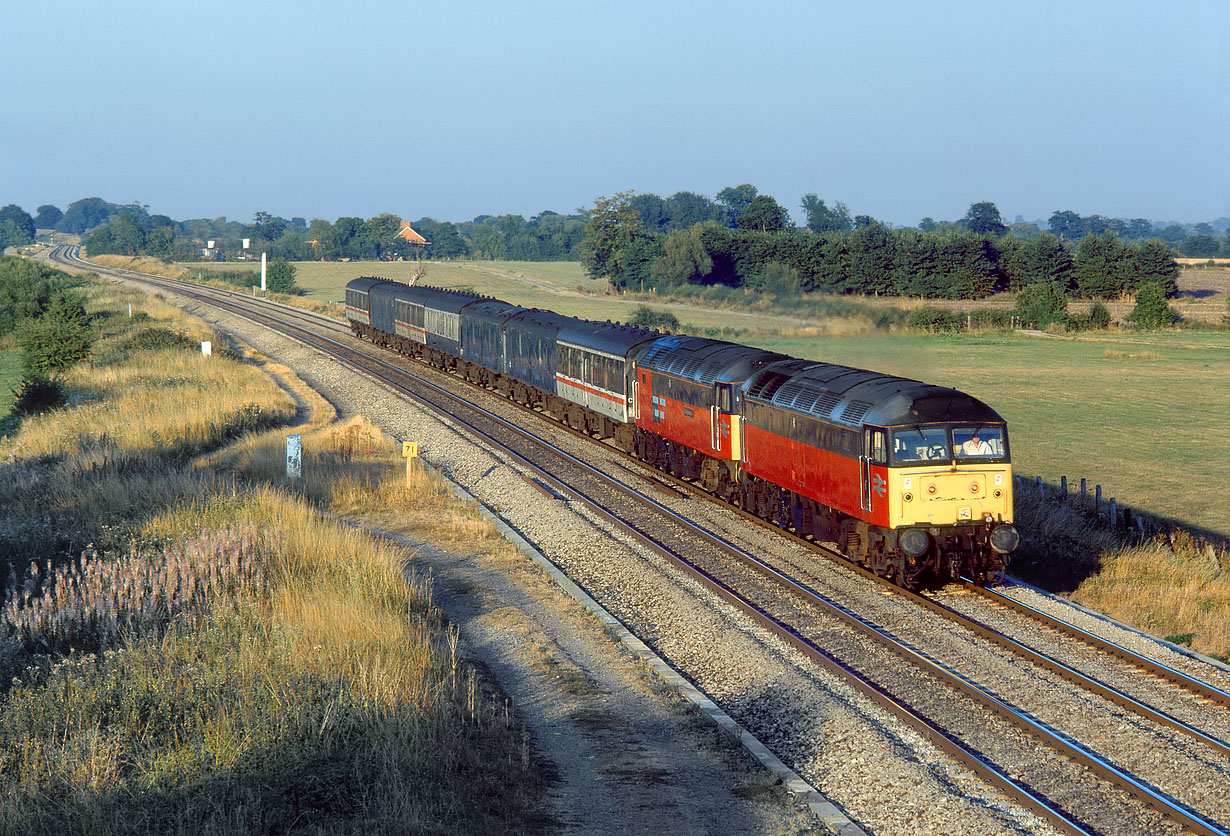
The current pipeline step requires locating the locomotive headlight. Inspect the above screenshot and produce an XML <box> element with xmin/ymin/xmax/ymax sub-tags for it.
<box><xmin>989</xmin><ymin>524</ymin><xmax>1020</xmax><ymax>554</ymax></box>
<box><xmin>899</xmin><ymin>528</ymin><xmax>931</xmax><ymax>557</ymax></box>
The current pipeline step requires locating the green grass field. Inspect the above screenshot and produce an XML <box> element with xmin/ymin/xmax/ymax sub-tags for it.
<box><xmin>0</xmin><ymin>350</ymin><xmax>23</xmax><ymax>416</ymax></box>
<box><xmin>181</xmin><ymin>259</ymin><xmax>1230</xmax><ymax>539</ymax></box>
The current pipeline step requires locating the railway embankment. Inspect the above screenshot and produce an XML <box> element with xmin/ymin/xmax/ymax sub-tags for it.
<box><xmin>0</xmin><ymin>274</ymin><xmax>817</xmax><ymax>834</ymax></box>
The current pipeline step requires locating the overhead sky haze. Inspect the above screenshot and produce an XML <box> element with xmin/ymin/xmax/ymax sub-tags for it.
<box><xmin>4</xmin><ymin>0</ymin><xmax>1227</xmax><ymax>227</ymax></box>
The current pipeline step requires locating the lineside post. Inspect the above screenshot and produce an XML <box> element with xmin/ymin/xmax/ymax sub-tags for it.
<box><xmin>402</xmin><ymin>440</ymin><xmax>418</xmax><ymax>484</ymax></box>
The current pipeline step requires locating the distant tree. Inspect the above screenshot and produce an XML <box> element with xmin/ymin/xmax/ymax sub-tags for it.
<box><xmin>1048</xmin><ymin>210</ymin><xmax>1083</xmax><ymax>242</ymax></box>
<box><xmin>578</xmin><ymin>192</ymin><xmax>648</xmax><ymax>285</ymax></box>
<box><xmin>852</xmin><ymin>214</ymin><xmax>877</xmax><ymax>229</ymax></box>
<box><xmin>56</xmin><ymin>197</ymin><xmax>122</xmax><ymax>234</ymax></box>
<box><xmin>34</xmin><ymin>205</ymin><xmax>63</xmax><ymax>229</ymax></box>
<box><xmin>932</xmin><ymin>234</ymin><xmax>999</xmax><ymax>298</ymax></box>
<box><xmin>1193</xmin><ymin>222</ymin><xmax>1215</xmax><ymax>236</ymax></box>
<box><xmin>962</xmin><ymin>201</ymin><xmax>1006</xmax><ymax>235</ymax></box>
<box><xmin>665</xmin><ymin>192</ymin><xmax>723</xmax><ymax>229</ymax></box>
<box><xmin>848</xmin><ymin>223</ymin><xmax>895</xmax><ymax>294</ymax></box>
<box><xmin>1009</xmin><ymin>232</ymin><xmax>1073</xmax><ymax>291</ymax></box>
<box><xmin>918</xmin><ymin>217</ymin><xmax>938</xmax><ymax>233</ymax></box>
<box><xmin>801</xmin><ymin>194</ymin><xmax>853</xmax><ymax>233</ymax></box>
<box><xmin>649</xmin><ymin>224</ymin><xmax>714</xmax><ymax>287</ymax></box>
<box><xmin>736</xmin><ymin>195</ymin><xmax>790</xmax><ymax>232</ymax></box>
<box><xmin>1129</xmin><ymin>239</ymin><xmax>1179</xmax><ymax>296</ymax></box>
<box><xmin>0</xmin><ymin>205</ymin><xmax>36</xmax><ymax>249</ymax></box>
<box><xmin>1128</xmin><ymin>283</ymin><xmax>1177</xmax><ymax>329</ymax></box>
<box><xmin>1125</xmin><ymin>218</ymin><xmax>1154</xmax><ymax>239</ymax></box>
<box><xmin>249</xmin><ymin>210</ymin><xmax>287</xmax><ymax>242</ymax></box>
<box><xmin>1007</xmin><ymin>221</ymin><xmax>1040</xmax><ymax>240</ymax></box>
<box><xmin>715</xmin><ymin>184</ymin><xmax>759</xmax><ymax>222</ymax></box>
<box><xmin>629</xmin><ymin>193</ymin><xmax>669</xmax><ymax>233</ymax></box>
<box><xmin>1073</xmin><ymin>232</ymin><xmax>1131</xmax><ymax>298</ymax></box>
<box><xmin>1155</xmin><ymin>223</ymin><xmax>1186</xmax><ymax>244</ymax></box>
<box><xmin>1181</xmin><ymin>234</ymin><xmax>1220</xmax><ymax>258</ymax></box>
<box><xmin>1014</xmin><ymin>281</ymin><xmax>1069</xmax><ymax>329</ymax></box>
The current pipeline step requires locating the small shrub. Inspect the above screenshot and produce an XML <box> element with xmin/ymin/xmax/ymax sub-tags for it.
<box><xmin>124</xmin><ymin>326</ymin><xmax>200</xmax><ymax>353</ymax></box>
<box><xmin>969</xmin><ymin>308</ymin><xmax>1013</xmax><ymax>329</ymax></box>
<box><xmin>17</xmin><ymin>291</ymin><xmax>94</xmax><ymax>375</ymax></box>
<box><xmin>1129</xmin><ymin>282</ymin><xmax>1178</xmax><ymax>329</ymax></box>
<box><xmin>627</xmin><ymin>305</ymin><xmax>680</xmax><ymax>332</ymax></box>
<box><xmin>907</xmin><ymin>306</ymin><xmax>962</xmax><ymax>332</ymax></box>
<box><xmin>1164</xmin><ymin>632</ymin><xmax>1196</xmax><ymax>647</ymax></box>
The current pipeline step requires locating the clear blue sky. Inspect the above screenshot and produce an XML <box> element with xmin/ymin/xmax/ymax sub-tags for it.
<box><xmin>4</xmin><ymin>0</ymin><xmax>1227</xmax><ymax>227</ymax></box>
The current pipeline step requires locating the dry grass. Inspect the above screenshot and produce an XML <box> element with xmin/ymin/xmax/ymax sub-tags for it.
<box><xmin>1011</xmin><ymin>481</ymin><xmax>1230</xmax><ymax>660</ymax></box>
<box><xmin>0</xmin><ymin>276</ymin><xmax>550</xmax><ymax>833</ymax></box>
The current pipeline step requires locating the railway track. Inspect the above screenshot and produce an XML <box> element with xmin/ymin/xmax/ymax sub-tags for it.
<box><xmin>52</xmin><ymin>246</ymin><xmax>1230</xmax><ymax>835</ymax></box>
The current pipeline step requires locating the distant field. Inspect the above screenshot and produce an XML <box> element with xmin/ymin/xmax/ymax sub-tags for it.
<box><xmin>179</xmin><ymin>258</ymin><xmax>1229</xmax><ymax>537</ymax></box>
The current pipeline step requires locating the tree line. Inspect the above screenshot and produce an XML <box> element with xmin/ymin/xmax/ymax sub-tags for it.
<box><xmin>579</xmin><ymin>192</ymin><xmax>1182</xmax><ymax>300</ymax></box>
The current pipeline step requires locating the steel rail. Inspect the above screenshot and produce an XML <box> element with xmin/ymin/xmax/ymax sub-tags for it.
<box><xmin>57</xmin><ymin>247</ymin><xmax>1229</xmax><ymax>836</ymax></box>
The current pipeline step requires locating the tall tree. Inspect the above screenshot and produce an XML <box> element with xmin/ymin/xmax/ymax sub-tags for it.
<box><xmin>578</xmin><ymin>192</ymin><xmax>648</xmax><ymax>285</ymax></box>
<box><xmin>1073</xmin><ymin>232</ymin><xmax>1131</xmax><ymax>298</ymax></box>
<box><xmin>736</xmin><ymin>195</ymin><xmax>790</xmax><ymax>232</ymax></box>
<box><xmin>963</xmin><ymin>201</ymin><xmax>1006</xmax><ymax>235</ymax></box>
<box><xmin>715</xmin><ymin>184</ymin><xmax>759</xmax><ymax>222</ymax></box>
<box><xmin>1129</xmin><ymin>239</ymin><xmax>1179</xmax><ymax>296</ymax></box>
<box><xmin>0</xmin><ymin>205</ymin><xmax>36</xmax><ymax>249</ymax></box>
<box><xmin>801</xmin><ymin>194</ymin><xmax>852</xmax><ymax>233</ymax></box>
<box><xmin>1048</xmin><ymin>210</ymin><xmax>1083</xmax><ymax>242</ymax></box>
<box><xmin>34</xmin><ymin>205</ymin><xmax>63</xmax><ymax>229</ymax></box>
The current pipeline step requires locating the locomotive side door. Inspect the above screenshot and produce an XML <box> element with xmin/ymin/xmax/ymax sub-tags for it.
<box><xmin>861</xmin><ymin>428</ymin><xmax>887</xmax><ymax>514</ymax></box>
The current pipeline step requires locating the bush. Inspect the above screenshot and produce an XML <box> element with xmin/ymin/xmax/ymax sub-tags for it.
<box><xmin>906</xmin><ymin>306</ymin><xmax>963</xmax><ymax>332</ymax></box>
<box><xmin>10</xmin><ymin>374</ymin><xmax>65</xmax><ymax>415</ymax></box>
<box><xmin>627</xmin><ymin>305</ymin><xmax>680</xmax><ymax>332</ymax></box>
<box><xmin>124</xmin><ymin>327</ymin><xmax>201</xmax><ymax>353</ymax></box>
<box><xmin>1014</xmin><ymin>281</ymin><xmax>1069</xmax><ymax>329</ymax></box>
<box><xmin>969</xmin><ymin>308</ymin><xmax>1013</xmax><ymax>329</ymax></box>
<box><xmin>17</xmin><ymin>291</ymin><xmax>94</xmax><ymax>375</ymax></box>
<box><xmin>1129</xmin><ymin>282</ymin><xmax>1178</xmax><ymax>329</ymax></box>
<box><xmin>1070</xmin><ymin>302</ymin><xmax>1112</xmax><ymax>331</ymax></box>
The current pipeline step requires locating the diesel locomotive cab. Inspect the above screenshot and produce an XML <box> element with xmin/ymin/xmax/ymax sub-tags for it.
<box><xmin>886</xmin><ymin>421</ymin><xmax>1018</xmax><ymax>583</ymax></box>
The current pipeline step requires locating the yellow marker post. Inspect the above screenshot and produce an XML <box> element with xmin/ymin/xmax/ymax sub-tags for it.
<box><xmin>402</xmin><ymin>441</ymin><xmax>418</xmax><ymax>484</ymax></box>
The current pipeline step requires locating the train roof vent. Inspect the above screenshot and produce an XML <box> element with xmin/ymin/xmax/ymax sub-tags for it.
<box><xmin>748</xmin><ymin>371</ymin><xmax>791</xmax><ymax>401</ymax></box>
<box><xmin>813</xmin><ymin>390</ymin><xmax>844</xmax><ymax>418</ymax></box>
<box><xmin>774</xmin><ymin>381</ymin><xmax>811</xmax><ymax>409</ymax></box>
<box><xmin>838</xmin><ymin>399</ymin><xmax>875</xmax><ymax>426</ymax></box>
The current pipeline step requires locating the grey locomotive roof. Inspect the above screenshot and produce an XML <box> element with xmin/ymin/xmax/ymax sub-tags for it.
<box><xmin>346</xmin><ymin>276</ymin><xmax>388</xmax><ymax>294</ymax></box>
<box><xmin>637</xmin><ymin>335</ymin><xmax>787</xmax><ymax>386</ymax></box>
<box><xmin>557</xmin><ymin>320</ymin><xmax>658</xmax><ymax>359</ymax></box>
<box><xmin>746</xmin><ymin>359</ymin><xmax>1004</xmax><ymax>428</ymax></box>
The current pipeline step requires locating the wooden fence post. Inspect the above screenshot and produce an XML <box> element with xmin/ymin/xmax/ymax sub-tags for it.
<box><xmin>1060</xmin><ymin>475</ymin><xmax>1067</xmax><ymax>493</ymax></box>
<box><xmin>1080</xmin><ymin>477</ymin><xmax>1087</xmax><ymax>497</ymax></box>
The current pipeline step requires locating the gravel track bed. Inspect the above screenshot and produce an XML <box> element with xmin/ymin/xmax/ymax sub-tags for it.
<box><xmin>121</xmin><ymin>277</ymin><xmax>1222</xmax><ymax>836</ymax></box>
<box><xmin>147</xmin><ymin>290</ymin><xmax>1065</xmax><ymax>836</ymax></box>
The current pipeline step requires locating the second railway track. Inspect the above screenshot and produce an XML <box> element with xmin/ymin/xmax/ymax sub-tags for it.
<box><xmin>54</xmin><ymin>247</ymin><xmax>1230</xmax><ymax>836</ymax></box>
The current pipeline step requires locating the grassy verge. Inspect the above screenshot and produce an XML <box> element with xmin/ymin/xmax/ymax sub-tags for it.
<box><xmin>0</xmin><ymin>279</ymin><xmax>550</xmax><ymax>834</ymax></box>
<box><xmin>0</xmin><ymin>348</ymin><xmax>23</xmax><ymax>421</ymax></box>
<box><xmin>1012</xmin><ymin>482</ymin><xmax>1229</xmax><ymax>661</ymax></box>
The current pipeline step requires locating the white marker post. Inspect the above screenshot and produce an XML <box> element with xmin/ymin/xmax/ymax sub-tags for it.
<box><xmin>287</xmin><ymin>433</ymin><xmax>302</xmax><ymax>479</ymax></box>
<box><xmin>261</xmin><ymin>251</ymin><xmax>267</xmax><ymax>293</ymax></box>
<box><xmin>201</xmin><ymin>341</ymin><xmax>211</xmax><ymax>357</ymax></box>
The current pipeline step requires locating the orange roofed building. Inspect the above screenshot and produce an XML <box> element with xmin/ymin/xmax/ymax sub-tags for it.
<box><xmin>396</xmin><ymin>221</ymin><xmax>430</xmax><ymax>246</ymax></box>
